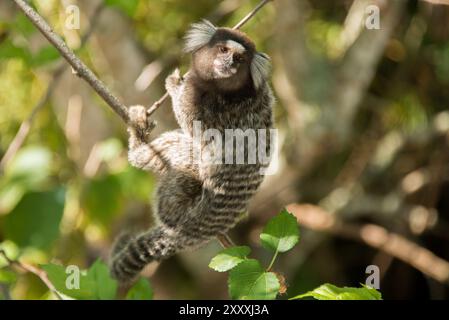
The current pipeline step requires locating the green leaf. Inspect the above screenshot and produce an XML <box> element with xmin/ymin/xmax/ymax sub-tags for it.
<box><xmin>43</xmin><ymin>260</ymin><xmax>118</xmax><ymax>300</ymax></box>
<box><xmin>290</xmin><ymin>283</ymin><xmax>382</xmax><ymax>300</ymax></box>
<box><xmin>105</xmin><ymin>0</ymin><xmax>139</xmax><ymax>16</ymax></box>
<box><xmin>228</xmin><ymin>259</ymin><xmax>280</xmax><ymax>300</ymax></box>
<box><xmin>43</xmin><ymin>263</ymin><xmax>93</xmax><ymax>300</ymax></box>
<box><xmin>260</xmin><ymin>209</ymin><xmax>299</xmax><ymax>253</ymax></box>
<box><xmin>87</xmin><ymin>260</ymin><xmax>118</xmax><ymax>300</ymax></box>
<box><xmin>126</xmin><ymin>278</ymin><xmax>153</xmax><ymax>300</ymax></box>
<box><xmin>4</xmin><ymin>188</ymin><xmax>65</xmax><ymax>250</ymax></box>
<box><xmin>209</xmin><ymin>246</ymin><xmax>251</xmax><ymax>272</ymax></box>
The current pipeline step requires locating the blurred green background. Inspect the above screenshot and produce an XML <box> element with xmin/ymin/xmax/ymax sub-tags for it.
<box><xmin>1</xmin><ymin>0</ymin><xmax>449</xmax><ymax>299</ymax></box>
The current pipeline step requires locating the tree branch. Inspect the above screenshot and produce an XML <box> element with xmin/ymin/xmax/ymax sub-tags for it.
<box><xmin>287</xmin><ymin>204</ymin><xmax>449</xmax><ymax>285</ymax></box>
<box><xmin>0</xmin><ymin>249</ymin><xmax>63</xmax><ymax>299</ymax></box>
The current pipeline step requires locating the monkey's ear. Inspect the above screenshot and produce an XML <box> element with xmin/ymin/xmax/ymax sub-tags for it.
<box><xmin>184</xmin><ymin>19</ymin><xmax>217</xmax><ymax>53</ymax></box>
<box><xmin>251</xmin><ymin>52</ymin><xmax>271</xmax><ymax>89</ymax></box>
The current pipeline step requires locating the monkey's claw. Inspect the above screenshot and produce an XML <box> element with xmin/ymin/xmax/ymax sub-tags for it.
<box><xmin>165</xmin><ymin>68</ymin><xmax>183</xmax><ymax>93</ymax></box>
<box><xmin>129</xmin><ymin>105</ymin><xmax>148</xmax><ymax>130</ymax></box>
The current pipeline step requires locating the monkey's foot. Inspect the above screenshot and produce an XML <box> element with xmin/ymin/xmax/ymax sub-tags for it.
<box><xmin>128</xmin><ymin>105</ymin><xmax>155</xmax><ymax>142</ymax></box>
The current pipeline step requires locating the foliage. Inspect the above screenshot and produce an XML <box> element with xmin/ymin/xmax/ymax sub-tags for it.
<box><xmin>1</xmin><ymin>0</ymin><xmax>448</xmax><ymax>300</ymax></box>
<box><xmin>42</xmin><ymin>260</ymin><xmax>152</xmax><ymax>300</ymax></box>
<box><xmin>290</xmin><ymin>284</ymin><xmax>382</xmax><ymax>300</ymax></box>
<box><xmin>210</xmin><ymin>210</ymin><xmax>382</xmax><ymax>300</ymax></box>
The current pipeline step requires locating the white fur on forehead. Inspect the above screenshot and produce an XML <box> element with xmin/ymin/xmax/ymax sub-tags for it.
<box><xmin>184</xmin><ymin>19</ymin><xmax>217</xmax><ymax>53</ymax></box>
<box><xmin>251</xmin><ymin>52</ymin><xmax>271</xmax><ymax>89</ymax></box>
<box><xmin>226</xmin><ymin>40</ymin><xmax>246</xmax><ymax>54</ymax></box>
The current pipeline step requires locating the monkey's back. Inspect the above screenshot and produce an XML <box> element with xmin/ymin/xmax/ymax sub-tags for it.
<box><xmin>156</xmin><ymin>81</ymin><xmax>274</xmax><ymax>249</ymax></box>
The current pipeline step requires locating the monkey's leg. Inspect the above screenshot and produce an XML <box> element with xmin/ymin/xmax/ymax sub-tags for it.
<box><xmin>128</xmin><ymin>129</ymin><xmax>196</xmax><ymax>176</ymax></box>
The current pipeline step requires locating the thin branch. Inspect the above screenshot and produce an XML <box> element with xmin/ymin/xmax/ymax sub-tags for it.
<box><xmin>0</xmin><ymin>2</ymin><xmax>105</xmax><ymax>171</ymax></box>
<box><xmin>217</xmin><ymin>233</ymin><xmax>236</xmax><ymax>248</ymax></box>
<box><xmin>233</xmin><ymin>0</ymin><xmax>272</xmax><ymax>30</ymax></box>
<box><xmin>0</xmin><ymin>249</ymin><xmax>63</xmax><ymax>299</ymax></box>
<box><xmin>287</xmin><ymin>204</ymin><xmax>449</xmax><ymax>285</ymax></box>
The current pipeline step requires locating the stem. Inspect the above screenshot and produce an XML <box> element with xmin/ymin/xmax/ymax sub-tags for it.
<box><xmin>267</xmin><ymin>250</ymin><xmax>279</xmax><ymax>271</ymax></box>
<box><xmin>0</xmin><ymin>249</ymin><xmax>63</xmax><ymax>300</ymax></box>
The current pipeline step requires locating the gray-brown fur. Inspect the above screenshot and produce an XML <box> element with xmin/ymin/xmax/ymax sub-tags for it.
<box><xmin>110</xmin><ymin>21</ymin><xmax>274</xmax><ymax>283</ymax></box>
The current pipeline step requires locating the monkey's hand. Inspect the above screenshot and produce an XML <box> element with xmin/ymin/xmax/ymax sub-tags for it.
<box><xmin>128</xmin><ymin>105</ymin><xmax>155</xmax><ymax>144</ymax></box>
<box><xmin>165</xmin><ymin>68</ymin><xmax>184</xmax><ymax>98</ymax></box>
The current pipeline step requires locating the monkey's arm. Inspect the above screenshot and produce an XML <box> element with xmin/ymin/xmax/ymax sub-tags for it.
<box><xmin>127</xmin><ymin>106</ymin><xmax>194</xmax><ymax>175</ymax></box>
<box><xmin>165</xmin><ymin>69</ymin><xmax>196</xmax><ymax>135</ymax></box>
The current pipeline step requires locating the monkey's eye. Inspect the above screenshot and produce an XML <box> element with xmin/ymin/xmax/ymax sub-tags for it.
<box><xmin>234</xmin><ymin>54</ymin><xmax>244</xmax><ymax>63</ymax></box>
<box><xmin>218</xmin><ymin>46</ymin><xmax>229</xmax><ymax>54</ymax></box>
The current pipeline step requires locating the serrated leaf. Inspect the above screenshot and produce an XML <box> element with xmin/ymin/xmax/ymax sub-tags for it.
<box><xmin>228</xmin><ymin>259</ymin><xmax>280</xmax><ymax>300</ymax></box>
<box><xmin>86</xmin><ymin>260</ymin><xmax>118</xmax><ymax>300</ymax></box>
<box><xmin>290</xmin><ymin>283</ymin><xmax>382</xmax><ymax>300</ymax></box>
<box><xmin>209</xmin><ymin>246</ymin><xmax>251</xmax><ymax>272</ymax></box>
<box><xmin>126</xmin><ymin>278</ymin><xmax>153</xmax><ymax>300</ymax></box>
<box><xmin>260</xmin><ymin>209</ymin><xmax>299</xmax><ymax>253</ymax></box>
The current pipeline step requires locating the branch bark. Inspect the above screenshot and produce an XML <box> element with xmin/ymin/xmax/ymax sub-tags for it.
<box><xmin>0</xmin><ymin>249</ymin><xmax>63</xmax><ymax>299</ymax></box>
<box><xmin>287</xmin><ymin>203</ymin><xmax>449</xmax><ymax>285</ymax></box>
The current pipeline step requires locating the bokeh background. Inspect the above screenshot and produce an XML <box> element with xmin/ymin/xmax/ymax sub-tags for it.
<box><xmin>1</xmin><ymin>0</ymin><xmax>449</xmax><ymax>299</ymax></box>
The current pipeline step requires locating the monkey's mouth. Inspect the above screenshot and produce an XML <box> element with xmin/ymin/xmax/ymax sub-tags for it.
<box><xmin>213</xmin><ymin>60</ymin><xmax>238</xmax><ymax>78</ymax></box>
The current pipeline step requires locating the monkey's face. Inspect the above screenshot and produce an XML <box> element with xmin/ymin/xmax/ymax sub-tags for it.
<box><xmin>185</xmin><ymin>21</ymin><xmax>270</xmax><ymax>91</ymax></box>
<box><xmin>212</xmin><ymin>40</ymin><xmax>249</xmax><ymax>79</ymax></box>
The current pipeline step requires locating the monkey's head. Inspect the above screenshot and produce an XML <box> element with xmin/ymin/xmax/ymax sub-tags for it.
<box><xmin>184</xmin><ymin>20</ymin><xmax>271</xmax><ymax>92</ymax></box>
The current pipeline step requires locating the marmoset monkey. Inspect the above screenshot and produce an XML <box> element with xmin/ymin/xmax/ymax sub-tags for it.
<box><xmin>110</xmin><ymin>20</ymin><xmax>274</xmax><ymax>282</ymax></box>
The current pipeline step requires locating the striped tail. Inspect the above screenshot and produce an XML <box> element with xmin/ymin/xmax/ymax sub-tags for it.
<box><xmin>109</xmin><ymin>226</ymin><xmax>177</xmax><ymax>282</ymax></box>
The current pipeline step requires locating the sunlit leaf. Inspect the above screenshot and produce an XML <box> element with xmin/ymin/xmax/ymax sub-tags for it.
<box><xmin>290</xmin><ymin>283</ymin><xmax>382</xmax><ymax>300</ymax></box>
<box><xmin>209</xmin><ymin>246</ymin><xmax>251</xmax><ymax>272</ymax></box>
<box><xmin>260</xmin><ymin>209</ymin><xmax>299</xmax><ymax>253</ymax></box>
<box><xmin>43</xmin><ymin>260</ymin><xmax>118</xmax><ymax>300</ymax></box>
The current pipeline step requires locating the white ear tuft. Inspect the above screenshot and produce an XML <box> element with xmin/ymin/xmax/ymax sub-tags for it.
<box><xmin>184</xmin><ymin>19</ymin><xmax>217</xmax><ymax>53</ymax></box>
<box><xmin>251</xmin><ymin>52</ymin><xmax>271</xmax><ymax>89</ymax></box>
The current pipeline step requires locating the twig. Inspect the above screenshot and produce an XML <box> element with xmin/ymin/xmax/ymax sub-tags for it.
<box><xmin>287</xmin><ymin>204</ymin><xmax>449</xmax><ymax>285</ymax></box>
<box><xmin>0</xmin><ymin>249</ymin><xmax>63</xmax><ymax>299</ymax></box>
<box><xmin>217</xmin><ymin>233</ymin><xmax>236</xmax><ymax>248</ymax></box>
<box><xmin>233</xmin><ymin>0</ymin><xmax>272</xmax><ymax>29</ymax></box>
<box><xmin>0</xmin><ymin>2</ymin><xmax>105</xmax><ymax>171</ymax></box>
